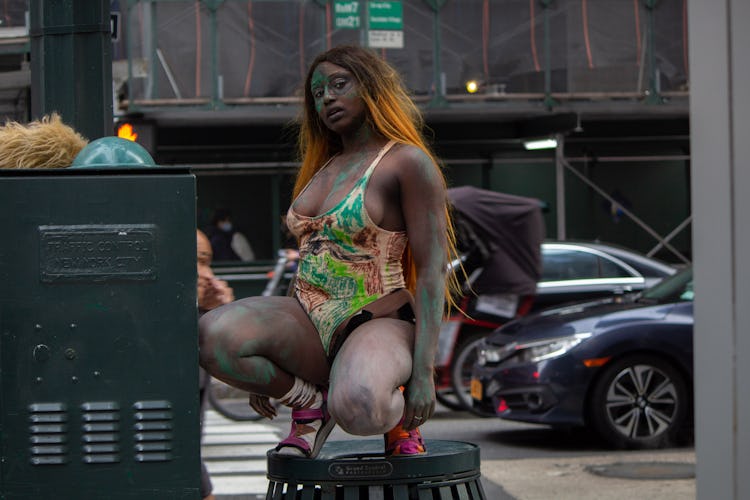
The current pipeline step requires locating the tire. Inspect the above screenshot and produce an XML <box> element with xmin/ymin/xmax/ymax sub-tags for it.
<box><xmin>589</xmin><ymin>354</ymin><xmax>689</xmax><ymax>449</ymax></box>
<box><xmin>449</xmin><ymin>333</ymin><xmax>494</xmax><ymax>417</ymax></box>
<box><xmin>207</xmin><ymin>378</ymin><xmax>276</xmax><ymax>422</ymax></box>
<box><xmin>435</xmin><ymin>387</ymin><xmax>466</xmax><ymax>411</ymax></box>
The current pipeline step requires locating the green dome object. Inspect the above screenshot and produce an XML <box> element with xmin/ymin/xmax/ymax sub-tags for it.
<box><xmin>71</xmin><ymin>136</ymin><xmax>156</xmax><ymax>168</ymax></box>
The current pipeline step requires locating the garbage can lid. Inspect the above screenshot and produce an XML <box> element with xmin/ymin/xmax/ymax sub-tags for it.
<box><xmin>70</xmin><ymin>137</ymin><xmax>156</xmax><ymax>168</ymax></box>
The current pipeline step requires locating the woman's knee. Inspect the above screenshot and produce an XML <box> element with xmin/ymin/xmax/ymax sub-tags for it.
<box><xmin>198</xmin><ymin>300</ymin><xmax>281</xmax><ymax>367</ymax></box>
<box><xmin>328</xmin><ymin>385</ymin><xmax>374</xmax><ymax>434</ymax></box>
<box><xmin>198</xmin><ymin>305</ymin><xmax>249</xmax><ymax>367</ymax></box>
<box><xmin>329</xmin><ymin>383</ymin><xmax>400</xmax><ymax>435</ymax></box>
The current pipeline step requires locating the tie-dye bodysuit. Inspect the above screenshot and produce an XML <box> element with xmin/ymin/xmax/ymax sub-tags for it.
<box><xmin>286</xmin><ymin>140</ymin><xmax>407</xmax><ymax>357</ymax></box>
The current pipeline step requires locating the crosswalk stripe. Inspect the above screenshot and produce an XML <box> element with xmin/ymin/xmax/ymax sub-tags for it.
<box><xmin>202</xmin><ymin>408</ymin><xmax>282</xmax><ymax>498</ymax></box>
<box><xmin>205</xmin><ymin>460</ymin><xmax>269</xmax><ymax>474</ymax></box>
<box><xmin>203</xmin><ymin>434</ymin><xmax>278</xmax><ymax>445</ymax></box>
<box><xmin>202</xmin><ymin>444</ymin><xmax>273</xmax><ymax>459</ymax></box>
<box><xmin>203</xmin><ymin>424</ymin><xmax>277</xmax><ymax>433</ymax></box>
<box><xmin>206</xmin><ymin>476</ymin><xmax>271</xmax><ymax>496</ymax></box>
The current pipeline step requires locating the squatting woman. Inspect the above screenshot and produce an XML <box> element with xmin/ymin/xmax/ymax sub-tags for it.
<box><xmin>199</xmin><ymin>45</ymin><xmax>458</xmax><ymax>458</ymax></box>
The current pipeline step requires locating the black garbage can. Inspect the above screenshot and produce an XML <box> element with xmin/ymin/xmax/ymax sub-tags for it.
<box><xmin>266</xmin><ymin>439</ymin><xmax>485</xmax><ymax>500</ymax></box>
<box><xmin>0</xmin><ymin>162</ymin><xmax>200</xmax><ymax>498</ymax></box>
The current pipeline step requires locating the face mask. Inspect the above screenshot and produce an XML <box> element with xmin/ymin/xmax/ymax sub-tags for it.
<box><xmin>219</xmin><ymin>221</ymin><xmax>233</xmax><ymax>232</ymax></box>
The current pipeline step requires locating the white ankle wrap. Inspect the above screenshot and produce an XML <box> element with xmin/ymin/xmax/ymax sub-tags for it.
<box><xmin>279</xmin><ymin>377</ymin><xmax>319</xmax><ymax>409</ymax></box>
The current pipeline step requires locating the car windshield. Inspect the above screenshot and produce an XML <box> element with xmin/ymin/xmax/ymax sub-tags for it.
<box><xmin>639</xmin><ymin>267</ymin><xmax>693</xmax><ymax>303</ymax></box>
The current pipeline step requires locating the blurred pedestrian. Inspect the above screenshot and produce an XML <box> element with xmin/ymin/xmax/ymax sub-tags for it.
<box><xmin>196</xmin><ymin>229</ymin><xmax>234</xmax><ymax>500</ymax></box>
<box><xmin>208</xmin><ymin>208</ymin><xmax>255</xmax><ymax>262</ymax></box>
<box><xmin>198</xmin><ymin>229</ymin><xmax>236</xmax><ymax>312</ymax></box>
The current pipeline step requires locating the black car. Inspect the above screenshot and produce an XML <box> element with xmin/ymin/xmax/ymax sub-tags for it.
<box><xmin>470</xmin><ymin>267</ymin><xmax>694</xmax><ymax>449</ymax></box>
<box><xmin>436</xmin><ymin>240</ymin><xmax>678</xmax><ymax>415</ymax></box>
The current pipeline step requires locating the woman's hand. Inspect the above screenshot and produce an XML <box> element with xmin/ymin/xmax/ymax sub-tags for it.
<box><xmin>402</xmin><ymin>371</ymin><xmax>436</xmax><ymax>430</ymax></box>
<box><xmin>248</xmin><ymin>393</ymin><xmax>278</xmax><ymax>419</ymax></box>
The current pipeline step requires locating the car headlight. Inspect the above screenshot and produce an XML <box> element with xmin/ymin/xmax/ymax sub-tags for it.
<box><xmin>477</xmin><ymin>344</ymin><xmax>506</xmax><ymax>365</ymax></box>
<box><xmin>478</xmin><ymin>333</ymin><xmax>591</xmax><ymax>366</ymax></box>
<box><xmin>515</xmin><ymin>333</ymin><xmax>591</xmax><ymax>363</ymax></box>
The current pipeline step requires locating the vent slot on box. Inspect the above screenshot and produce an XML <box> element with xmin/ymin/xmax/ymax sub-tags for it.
<box><xmin>133</xmin><ymin>400</ymin><xmax>174</xmax><ymax>462</ymax></box>
<box><xmin>28</xmin><ymin>402</ymin><xmax>68</xmax><ymax>465</ymax></box>
<box><xmin>81</xmin><ymin>401</ymin><xmax>121</xmax><ymax>464</ymax></box>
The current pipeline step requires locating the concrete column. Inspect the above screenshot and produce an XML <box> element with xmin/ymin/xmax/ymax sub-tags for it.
<box><xmin>689</xmin><ymin>0</ymin><xmax>750</xmax><ymax>498</ymax></box>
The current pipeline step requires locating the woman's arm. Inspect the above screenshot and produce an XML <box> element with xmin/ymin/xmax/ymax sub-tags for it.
<box><xmin>396</xmin><ymin>145</ymin><xmax>449</xmax><ymax>429</ymax></box>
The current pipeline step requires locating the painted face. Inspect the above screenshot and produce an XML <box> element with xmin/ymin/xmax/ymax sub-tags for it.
<box><xmin>310</xmin><ymin>62</ymin><xmax>367</xmax><ymax>134</ymax></box>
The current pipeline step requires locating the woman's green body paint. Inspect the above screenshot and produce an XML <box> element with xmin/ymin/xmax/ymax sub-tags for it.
<box><xmin>311</xmin><ymin>68</ymin><xmax>359</xmax><ymax>114</ymax></box>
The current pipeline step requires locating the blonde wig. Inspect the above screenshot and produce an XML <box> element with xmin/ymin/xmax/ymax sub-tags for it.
<box><xmin>0</xmin><ymin>113</ymin><xmax>88</xmax><ymax>169</ymax></box>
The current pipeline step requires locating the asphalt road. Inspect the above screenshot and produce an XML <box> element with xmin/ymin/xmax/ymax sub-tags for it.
<box><xmin>264</xmin><ymin>401</ymin><xmax>696</xmax><ymax>499</ymax></box>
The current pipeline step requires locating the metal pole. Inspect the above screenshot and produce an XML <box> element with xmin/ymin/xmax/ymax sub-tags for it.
<box><xmin>206</xmin><ymin>0</ymin><xmax>225</xmax><ymax>109</ymax></box>
<box><xmin>126</xmin><ymin>0</ymin><xmax>136</xmax><ymax>111</ymax></box>
<box><xmin>646</xmin><ymin>215</ymin><xmax>692</xmax><ymax>258</ymax></box>
<box><xmin>30</xmin><ymin>0</ymin><xmax>113</xmax><ymax>140</ymax></box>
<box><xmin>644</xmin><ymin>0</ymin><xmax>662</xmax><ymax>104</ymax></box>
<box><xmin>148</xmin><ymin>0</ymin><xmax>158</xmax><ymax>99</ymax></box>
<box><xmin>363</xmin><ymin>0</ymin><xmax>369</xmax><ymax>47</ymax></box>
<box><xmin>323</xmin><ymin>0</ymin><xmax>330</xmax><ymax>50</ymax></box>
<box><xmin>541</xmin><ymin>0</ymin><xmax>556</xmax><ymax>109</ymax></box>
<box><xmin>426</xmin><ymin>0</ymin><xmax>447</xmax><ymax>107</ymax></box>
<box><xmin>555</xmin><ymin>133</ymin><xmax>566</xmax><ymax>240</ymax></box>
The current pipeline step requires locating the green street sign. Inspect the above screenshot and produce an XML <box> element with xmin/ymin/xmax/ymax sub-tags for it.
<box><xmin>368</xmin><ymin>1</ymin><xmax>403</xmax><ymax>30</ymax></box>
<box><xmin>334</xmin><ymin>1</ymin><xmax>361</xmax><ymax>29</ymax></box>
<box><xmin>333</xmin><ymin>1</ymin><xmax>404</xmax><ymax>48</ymax></box>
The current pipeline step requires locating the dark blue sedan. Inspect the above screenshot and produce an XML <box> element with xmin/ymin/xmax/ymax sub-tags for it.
<box><xmin>470</xmin><ymin>267</ymin><xmax>693</xmax><ymax>449</ymax></box>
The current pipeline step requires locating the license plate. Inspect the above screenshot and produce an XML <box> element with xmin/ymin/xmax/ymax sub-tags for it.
<box><xmin>470</xmin><ymin>378</ymin><xmax>483</xmax><ymax>401</ymax></box>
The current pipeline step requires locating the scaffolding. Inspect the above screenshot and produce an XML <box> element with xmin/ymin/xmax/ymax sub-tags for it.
<box><xmin>113</xmin><ymin>0</ymin><xmax>689</xmax><ymax>113</ymax></box>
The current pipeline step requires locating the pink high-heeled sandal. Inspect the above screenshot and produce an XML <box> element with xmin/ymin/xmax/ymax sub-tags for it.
<box><xmin>384</xmin><ymin>420</ymin><xmax>426</xmax><ymax>456</ymax></box>
<box><xmin>275</xmin><ymin>390</ymin><xmax>334</xmax><ymax>458</ymax></box>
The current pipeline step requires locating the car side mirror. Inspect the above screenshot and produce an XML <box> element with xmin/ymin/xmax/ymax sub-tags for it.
<box><xmin>613</xmin><ymin>286</ymin><xmax>634</xmax><ymax>303</ymax></box>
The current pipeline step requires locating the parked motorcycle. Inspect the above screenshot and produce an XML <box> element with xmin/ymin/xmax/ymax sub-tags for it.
<box><xmin>435</xmin><ymin>187</ymin><xmax>545</xmax><ymax>415</ymax></box>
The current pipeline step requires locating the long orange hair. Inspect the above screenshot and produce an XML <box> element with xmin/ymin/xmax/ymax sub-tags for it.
<box><xmin>294</xmin><ymin>45</ymin><xmax>461</xmax><ymax>306</ymax></box>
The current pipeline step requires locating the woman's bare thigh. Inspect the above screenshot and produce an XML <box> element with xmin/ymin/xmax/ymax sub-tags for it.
<box><xmin>199</xmin><ymin>295</ymin><xmax>330</xmax><ymax>386</ymax></box>
<box><xmin>329</xmin><ymin>318</ymin><xmax>414</xmax><ymax>402</ymax></box>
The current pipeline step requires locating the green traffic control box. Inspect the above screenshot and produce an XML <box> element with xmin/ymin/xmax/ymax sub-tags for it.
<box><xmin>0</xmin><ymin>141</ymin><xmax>200</xmax><ymax>498</ymax></box>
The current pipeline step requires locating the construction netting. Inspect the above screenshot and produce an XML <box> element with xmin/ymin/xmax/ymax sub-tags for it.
<box><xmin>8</xmin><ymin>0</ymin><xmax>687</xmax><ymax>102</ymax></box>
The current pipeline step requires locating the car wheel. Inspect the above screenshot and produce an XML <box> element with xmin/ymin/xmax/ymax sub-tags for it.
<box><xmin>590</xmin><ymin>354</ymin><xmax>689</xmax><ymax>449</ymax></box>
<box><xmin>435</xmin><ymin>388</ymin><xmax>465</xmax><ymax>411</ymax></box>
<box><xmin>450</xmin><ymin>333</ymin><xmax>494</xmax><ymax>417</ymax></box>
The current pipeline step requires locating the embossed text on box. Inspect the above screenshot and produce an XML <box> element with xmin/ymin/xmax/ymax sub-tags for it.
<box><xmin>39</xmin><ymin>225</ymin><xmax>157</xmax><ymax>282</ymax></box>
